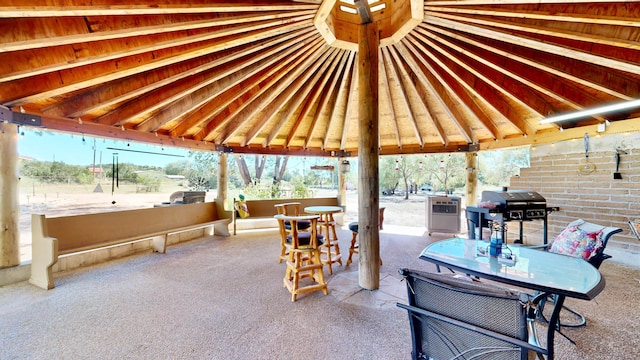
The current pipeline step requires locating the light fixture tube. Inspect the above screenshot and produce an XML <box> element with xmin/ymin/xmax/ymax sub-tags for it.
<box><xmin>539</xmin><ymin>99</ymin><xmax>640</xmax><ymax>124</ymax></box>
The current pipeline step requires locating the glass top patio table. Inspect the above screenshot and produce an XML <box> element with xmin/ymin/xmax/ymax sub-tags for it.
<box><xmin>303</xmin><ymin>205</ymin><xmax>343</xmax><ymax>214</ymax></box>
<box><xmin>419</xmin><ymin>237</ymin><xmax>605</xmax><ymax>359</ymax></box>
<box><xmin>419</xmin><ymin>237</ymin><xmax>604</xmax><ymax>300</ymax></box>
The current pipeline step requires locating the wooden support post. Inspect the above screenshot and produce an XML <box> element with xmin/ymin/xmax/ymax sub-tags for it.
<box><xmin>465</xmin><ymin>152</ymin><xmax>478</xmax><ymax>207</ymax></box>
<box><xmin>0</xmin><ymin>123</ymin><xmax>20</xmax><ymax>268</ymax></box>
<box><xmin>357</xmin><ymin>21</ymin><xmax>380</xmax><ymax>290</ymax></box>
<box><xmin>338</xmin><ymin>157</ymin><xmax>347</xmax><ymax>211</ymax></box>
<box><xmin>216</xmin><ymin>152</ymin><xmax>228</xmax><ymax>215</ymax></box>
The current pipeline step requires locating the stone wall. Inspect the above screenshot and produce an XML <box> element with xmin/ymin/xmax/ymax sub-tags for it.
<box><xmin>508</xmin><ymin>132</ymin><xmax>640</xmax><ymax>267</ymax></box>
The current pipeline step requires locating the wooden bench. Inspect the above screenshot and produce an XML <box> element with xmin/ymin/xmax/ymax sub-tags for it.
<box><xmin>232</xmin><ymin>197</ymin><xmax>343</xmax><ymax>235</ymax></box>
<box><xmin>29</xmin><ymin>201</ymin><xmax>231</xmax><ymax>290</ymax></box>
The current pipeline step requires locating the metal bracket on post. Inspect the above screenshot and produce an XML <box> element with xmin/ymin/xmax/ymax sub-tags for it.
<box><xmin>330</xmin><ymin>150</ymin><xmax>351</xmax><ymax>157</ymax></box>
<box><xmin>0</xmin><ymin>105</ymin><xmax>13</xmax><ymax>123</ymax></box>
<box><xmin>215</xmin><ymin>145</ymin><xmax>233</xmax><ymax>153</ymax></box>
<box><xmin>12</xmin><ymin>112</ymin><xmax>42</xmax><ymax>126</ymax></box>
<box><xmin>457</xmin><ymin>143</ymin><xmax>479</xmax><ymax>152</ymax></box>
<box><xmin>0</xmin><ymin>106</ymin><xmax>42</xmax><ymax>127</ymax></box>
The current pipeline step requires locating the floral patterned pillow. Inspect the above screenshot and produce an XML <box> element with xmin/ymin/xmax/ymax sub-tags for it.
<box><xmin>550</xmin><ymin>219</ymin><xmax>604</xmax><ymax>260</ymax></box>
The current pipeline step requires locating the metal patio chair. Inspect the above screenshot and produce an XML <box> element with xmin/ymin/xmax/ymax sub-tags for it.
<box><xmin>397</xmin><ymin>268</ymin><xmax>545</xmax><ymax>360</ymax></box>
<box><xmin>529</xmin><ymin>220</ymin><xmax>622</xmax><ymax>328</ymax></box>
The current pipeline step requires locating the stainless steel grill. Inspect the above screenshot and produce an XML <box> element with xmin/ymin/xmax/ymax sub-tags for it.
<box><xmin>467</xmin><ymin>189</ymin><xmax>558</xmax><ymax>244</ymax></box>
<box><xmin>481</xmin><ymin>190</ymin><xmax>547</xmax><ymax>222</ymax></box>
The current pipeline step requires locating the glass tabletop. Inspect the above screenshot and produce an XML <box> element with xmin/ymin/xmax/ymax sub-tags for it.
<box><xmin>419</xmin><ymin>237</ymin><xmax>604</xmax><ymax>300</ymax></box>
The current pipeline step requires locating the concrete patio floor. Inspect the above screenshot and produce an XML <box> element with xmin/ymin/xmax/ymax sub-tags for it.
<box><xmin>1</xmin><ymin>225</ymin><xmax>638</xmax><ymax>359</ymax></box>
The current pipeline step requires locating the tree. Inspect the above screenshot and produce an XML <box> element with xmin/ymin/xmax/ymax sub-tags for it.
<box><xmin>379</xmin><ymin>155</ymin><xmax>434</xmax><ymax>198</ymax></box>
<box><xmin>137</xmin><ymin>173</ymin><xmax>162</xmax><ymax>192</ymax></box>
<box><xmin>164</xmin><ymin>161</ymin><xmax>190</xmax><ymax>176</ymax></box>
<box><xmin>236</xmin><ymin>155</ymin><xmax>260</xmax><ymax>186</ymax></box>
<box><xmin>303</xmin><ymin>170</ymin><xmax>323</xmax><ymax>187</ymax></box>
<box><xmin>235</xmin><ymin>154</ymin><xmax>290</xmax><ymax>197</ymax></box>
<box><xmin>21</xmin><ymin>160</ymin><xmax>94</xmax><ymax>184</ymax></box>
<box><xmin>105</xmin><ymin>162</ymin><xmax>140</xmax><ymax>183</ymax></box>
<box><xmin>289</xmin><ymin>174</ymin><xmax>312</xmax><ymax>198</ymax></box>
<box><xmin>478</xmin><ymin>147</ymin><xmax>530</xmax><ymax>187</ymax></box>
<box><xmin>422</xmin><ymin>154</ymin><xmax>466</xmax><ymax>193</ymax></box>
<box><xmin>379</xmin><ymin>156</ymin><xmax>402</xmax><ymax>195</ymax></box>
<box><xmin>186</xmin><ymin>151</ymin><xmax>218</xmax><ymax>190</ymax></box>
<box><xmin>394</xmin><ymin>156</ymin><xmax>426</xmax><ymax>199</ymax></box>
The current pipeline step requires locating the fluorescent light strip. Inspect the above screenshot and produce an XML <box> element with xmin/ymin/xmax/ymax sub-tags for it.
<box><xmin>539</xmin><ymin>99</ymin><xmax>640</xmax><ymax>124</ymax></box>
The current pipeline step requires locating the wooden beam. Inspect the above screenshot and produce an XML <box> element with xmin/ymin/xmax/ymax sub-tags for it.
<box><xmin>377</xmin><ymin>48</ymin><xmax>401</xmax><ymax>147</ymax></box>
<box><xmin>337</xmin><ymin>59</ymin><xmax>359</xmax><ymax>151</ymax></box>
<box><xmin>177</xmin><ymin>38</ymin><xmax>325</xmax><ymax>141</ymax></box>
<box><xmin>424</xmin><ymin>5</ymin><xmax>640</xmax><ymax>27</ymax></box>
<box><xmin>381</xmin><ymin>46</ymin><xmax>425</xmax><ymax>147</ymax></box>
<box><xmin>248</xmin><ymin>47</ymin><xmax>340</xmax><ymax>147</ymax></box>
<box><xmin>411</xmin><ymin>25</ymin><xmax>539</xmax><ymax>137</ymax></box>
<box><xmin>357</xmin><ymin>21</ymin><xmax>380</xmax><ymax>291</ymax></box>
<box><xmin>322</xmin><ymin>50</ymin><xmax>356</xmax><ymax>151</ymax></box>
<box><xmin>35</xmin><ymin>112</ymin><xmax>218</xmax><ymax>152</ymax></box>
<box><xmin>402</xmin><ymin>33</ymin><xmax>508</xmax><ymax>140</ymax></box>
<box><xmin>424</xmin><ymin>8</ymin><xmax>640</xmax><ymax>50</ymax></box>
<box><xmin>479</xmin><ymin>116</ymin><xmax>640</xmax><ymax>151</ymax></box>
<box><xmin>421</xmin><ymin>23</ymin><xmax>633</xmax><ymax>101</ymax></box>
<box><xmin>0</xmin><ymin>11</ymin><xmax>316</xmax><ymax>54</ymax></box>
<box><xmin>274</xmin><ymin>50</ymin><xmax>345</xmax><ymax>148</ymax></box>
<box><xmin>2</xmin><ymin>19</ymin><xmax>314</xmax><ymax>106</ymax></box>
<box><xmin>425</xmin><ymin>15</ymin><xmax>640</xmax><ymax>76</ymax></box>
<box><xmin>0</xmin><ymin>3</ymin><xmax>317</xmax><ymax>18</ymax></box>
<box><xmin>305</xmin><ymin>52</ymin><xmax>355</xmax><ymax>149</ymax></box>
<box><xmin>0</xmin><ymin>14</ymin><xmax>315</xmax><ymax>86</ymax></box>
<box><xmin>166</xmin><ymin>33</ymin><xmax>321</xmax><ymax>137</ymax></box>
<box><xmin>465</xmin><ymin>152</ymin><xmax>478</xmax><ymax>207</ymax></box>
<box><xmin>217</xmin><ymin>43</ymin><xmax>328</xmax><ymax>145</ymax></box>
<box><xmin>0</xmin><ymin>123</ymin><xmax>20</xmax><ymax>267</ymax></box>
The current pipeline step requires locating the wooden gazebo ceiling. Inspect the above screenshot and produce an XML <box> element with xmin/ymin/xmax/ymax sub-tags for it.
<box><xmin>1</xmin><ymin>0</ymin><xmax>639</xmax><ymax>157</ymax></box>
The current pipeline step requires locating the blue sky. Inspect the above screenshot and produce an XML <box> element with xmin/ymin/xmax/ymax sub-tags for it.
<box><xmin>18</xmin><ymin>128</ymin><xmax>191</xmax><ymax>167</ymax></box>
<box><xmin>17</xmin><ymin>128</ymin><xmax>349</xmax><ymax>177</ymax></box>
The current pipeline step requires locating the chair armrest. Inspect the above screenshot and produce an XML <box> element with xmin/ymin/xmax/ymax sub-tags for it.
<box><xmin>526</xmin><ymin>243</ymin><xmax>551</xmax><ymax>251</ymax></box>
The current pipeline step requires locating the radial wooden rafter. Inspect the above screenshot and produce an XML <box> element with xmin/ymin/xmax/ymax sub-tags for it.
<box><xmin>0</xmin><ymin>0</ymin><xmax>639</xmax><ymax>157</ymax></box>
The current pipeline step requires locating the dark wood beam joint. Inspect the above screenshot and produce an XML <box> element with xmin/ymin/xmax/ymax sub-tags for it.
<box><xmin>354</xmin><ymin>0</ymin><xmax>372</xmax><ymax>24</ymax></box>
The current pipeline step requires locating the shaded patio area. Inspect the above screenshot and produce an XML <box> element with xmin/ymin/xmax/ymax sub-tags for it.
<box><xmin>1</xmin><ymin>225</ymin><xmax>638</xmax><ymax>359</ymax></box>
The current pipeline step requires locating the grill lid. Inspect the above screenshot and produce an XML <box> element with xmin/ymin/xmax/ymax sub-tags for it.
<box><xmin>481</xmin><ymin>190</ymin><xmax>546</xmax><ymax>206</ymax></box>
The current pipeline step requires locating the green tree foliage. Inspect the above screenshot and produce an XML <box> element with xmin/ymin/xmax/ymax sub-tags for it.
<box><xmin>379</xmin><ymin>154</ymin><xmax>466</xmax><ymax>196</ymax></box>
<box><xmin>379</xmin><ymin>156</ymin><xmax>402</xmax><ymax>194</ymax></box>
<box><xmin>137</xmin><ymin>173</ymin><xmax>162</xmax><ymax>192</ymax></box>
<box><xmin>422</xmin><ymin>154</ymin><xmax>466</xmax><ymax>193</ymax></box>
<box><xmin>185</xmin><ymin>151</ymin><xmax>218</xmax><ymax>191</ymax></box>
<box><xmin>289</xmin><ymin>175</ymin><xmax>311</xmax><ymax>198</ymax></box>
<box><xmin>105</xmin><ymin>162</ymin><xmax>140</xmax><ymax>183</ymax></box>
<box><xmin>164</xmin><ymin>161</ymin><xmax>190</xmax><ymax>176</ymax></box>
<box><xmin>478</xmin><ymin>147</ymin><xmax>529</xmax><ymax>187</ymax></box>
<box><xmin>20</xmin><ymin>160</ymin><xmax>94</xmax><ymax>184</ymax></box>
<box><xmin>303</xmin><ymin>170</ymin><xmax>323</xmax><ymax>187</ymax></box>
<box><xmin>242</xmin><ymin>180</ymin><xmax>275</xmax><ymax>199</ymax></box>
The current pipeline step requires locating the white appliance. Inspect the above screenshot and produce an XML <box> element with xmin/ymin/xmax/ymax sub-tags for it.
<box><xmin>426</xmin><ymin>196</ymin><xmax>461</xmax><ymax>235</ymax></box>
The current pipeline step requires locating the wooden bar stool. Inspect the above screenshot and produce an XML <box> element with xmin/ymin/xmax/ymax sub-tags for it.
<box><xmin>317</xmin><ymin>212</ymin><xmax>341</xmax><ymax>273</ymax></box>
<box><xmin>275</xmin><ymin>202</ymin><xmax>311</xmax><ymax>263</ymax></box>
<box><xmin>303</xmin><ymin>206</ymin><xmax>343</xmax><ymax>274</ymax></box>
<box><xmin>346</xmin><ymin>207</ymin><xmax>385</xmax><ymax>266</ymax></box>
<box><xmin>275</xmin><ymin>214</ymin><xmax>328</xmax><ymax>302</ymax></box>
